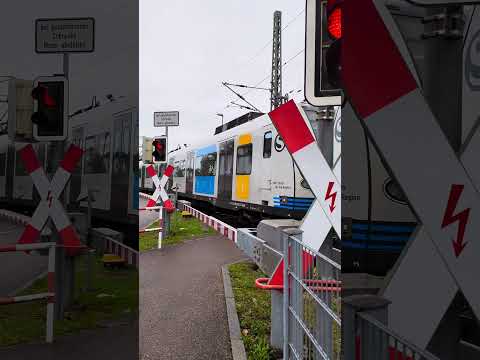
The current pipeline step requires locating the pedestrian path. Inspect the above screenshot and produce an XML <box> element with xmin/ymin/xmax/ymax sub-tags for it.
<box><xmin>140</xmin><ymin>234</ymin><xmax>246</xmax><ymax>360</ymax></box>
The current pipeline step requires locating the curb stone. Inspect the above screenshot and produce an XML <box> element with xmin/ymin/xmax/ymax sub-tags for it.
<box><xmin>222</xmin><ymin>261</ymin><xmax>248</xmax><ymax>360</ymax></box>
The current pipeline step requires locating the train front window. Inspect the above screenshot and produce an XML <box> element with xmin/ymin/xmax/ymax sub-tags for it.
<box><xmin>236</xmin><ymin>144</ymin><xmax>252</xmax><ymax>175</ymax></box>
<box><xmin>263</xmin><ymin>131</ymin><xmax>272</xmax><ymax>158</ymax></box>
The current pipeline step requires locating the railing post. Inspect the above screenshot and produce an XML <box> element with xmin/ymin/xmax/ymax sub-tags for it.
<box><xmin>343</xmin><ymin>295</ymin><xmax>390</xmax><ymax>360</ymax></box>
<box><xmin>280</xmin><ymin>228</ymin><xmax>303</xmax><ymax>359</ymax></box>
<box><xmin>46</xmin><ymin>244</ymin><xmax>56</xmax><ymax>343</ymax></box>
<box><xmin>282</xmin><ymin>229</ymin><xmax>290</xmax><ymax>359</ymax></box>
<box><xmin>158</xmin><ymin>205</ymin><xmax>163</xmax><ymax>249</ymax></box>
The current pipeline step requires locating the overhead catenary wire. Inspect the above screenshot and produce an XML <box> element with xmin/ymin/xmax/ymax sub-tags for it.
<box><xmin>223</xmin><ymin>48</ymin><xmax>305</xmax><ymax>110</ymax></box>
<box><xmin>242</xmin><ymin>8</ymin><xmax>305</xmax><ymax>66</ymax></box>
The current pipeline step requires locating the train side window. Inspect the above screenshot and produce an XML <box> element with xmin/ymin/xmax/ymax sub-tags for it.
<box><xmin>195</xmin><ymin>152</ymin><xmax>217</xmax><ymax>176</ymax></box>
<box><xmin>263</xmin><ymin>131</ymin><xmax>272</xmax><ymax>158</ymax></box>
<box><xmin>236</xmin><ymin>144</ymin><xmax>252</xmax><ymax>175</ymax></box>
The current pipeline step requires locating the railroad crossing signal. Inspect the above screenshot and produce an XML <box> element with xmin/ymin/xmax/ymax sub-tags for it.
<box><xmin>152</xmin><ymin>136</ymin><xmax>167</xmax><ymax>164</ymax></box>
<box><xmin>17</xmin><ymin>144</ymin><xmax>83</xmax><ymax>256</ymax></box>
<box><xmin>343</xmin><ymin>0</ymin><xmax>480</xmax><ymax>348</ymax></box>
<box><xmin>145</xmin><ymin>164</ymin><xmax>175</xmax><ymax>212</ymax></box>
<box><xmin>31</xmin><ymin>76</ymin><xmax>68</xmax><ymax>141</ymax></box>
<box><xmin>266</xmin><ymin>100</ymin><xmax>341</xmax><ymax>286</ymax></box>
<box><xmin>305</xmin><ymin>0</ymin><xmax>342</xmax><ymax>106</ymax></box>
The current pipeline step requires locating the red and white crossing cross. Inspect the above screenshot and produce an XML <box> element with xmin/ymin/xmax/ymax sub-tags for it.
<box><xmin>17</xmin><ymin>144</ymin><xmax>84</xmax><ymax>256</ymax></box>
<box><xmin>343</xmin><ymin>0</ymin><xmax>480</xmax><ymax>333</ymax></box>
<box><xmin>266</xmin><ymin>100</ymin><xmax>341</xmax><ymax>287</ymax></box>
<box><xmin>145</xmin><ymin>164</ymin><xmax>175</xmax><ymax>212</ymax></box>
<box><xmin>269</xmin><ymin>100</ymin><xmax>341</xmax><ymax>237</ymax></box>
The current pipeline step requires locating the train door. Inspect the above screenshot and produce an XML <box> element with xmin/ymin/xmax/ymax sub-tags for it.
<box><xmin>218</xmin><ymin>139</ymin><xmax>234</xmax><ymax>201</ymax></box>
<box><xmin>185</xmin><ymin>151</ymin><xmax>194</xmax><ymax>194</ymax></box>
<box><xmin>69</xmin><ymin>126</ymin><xmax>85</xmax><ymax>204</ymax></box>
<box><xmin>261</xmin><ymin>130</ymin><xmax>273</xmax><ymax>205</ymax></box>
<box><xmin>110</xmin><ymin>112</ymin><xmax>132</xmax><ymax>215</ymax></box>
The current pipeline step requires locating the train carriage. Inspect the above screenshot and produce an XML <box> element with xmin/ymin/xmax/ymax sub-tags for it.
<box><xmin>0</xmin><ymin>98</ymin><xmax>138</xmax><ymax>246</ymax></box>
<box><xmin>142</xmin><ymin>109</ymin><xmax>318</xmax><ymax>220</ymax></box>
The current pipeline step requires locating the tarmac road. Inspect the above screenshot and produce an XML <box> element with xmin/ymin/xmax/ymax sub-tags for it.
<box><xmin>140</xmin><ymin>234</ymin><xmax>246</xmax><ymax>360</ymax></box>
<box><xmin>139</xmin><ymin>196</ymin><xmax>159</xmax><ymax>230</ymax></box>
<box><xmin>0</xmin><ymin>219</ymin><xmax>47</xmax><ymax>296</ymax></box>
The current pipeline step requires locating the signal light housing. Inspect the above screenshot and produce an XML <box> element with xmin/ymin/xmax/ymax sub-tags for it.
<box><xmin>305</xmin><ymin>0</ymin><xmax>342</xmax><ymax>107</ymax></box>
<box><xmin>152</xmin><ymin>136</ymin><xmax>167</xmax><ymax>164</ymax></box>
<box><xmin>31</xmin><ymin>76</ymin><xmax>68</xmax><ymax>141</ymax></box>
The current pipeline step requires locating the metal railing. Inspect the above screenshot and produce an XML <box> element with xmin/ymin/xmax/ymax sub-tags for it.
<box><xmin>283</xmin><ymin>231</ymin><xmax>341</xmax><ymax>360</ymax></box>
<box><xmin>355</xmin><ymin>312</ymin><xmax>440</xmax><ymax>360</ymax></box>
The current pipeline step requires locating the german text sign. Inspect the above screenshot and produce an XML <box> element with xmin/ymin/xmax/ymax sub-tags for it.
<box><xmin>154</xmin><ymin>111</ymin><xmax>179</xmax><ymax>127</ymax></box>
<box><xmin>35</xmin><ymin>18</ymin><xmax>95</xmax><ymax>53</ymax></box>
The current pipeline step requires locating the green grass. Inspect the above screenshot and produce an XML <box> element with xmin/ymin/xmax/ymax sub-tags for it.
<box><xmin>139</xmin><ymin>210</ymin><xmax>216</xmax><ymax>251</ymax></box>
<box><xmin>230</xmin><ymin>261</ymin><xmax>342</xmax><ymax>360</ymax></box>
<box><xmin>0</xmin><ymin>254</ymin><xmax>138</xmax><ymax>346</ymax></box>
<box><xmin>229</xmin><ymin>261</ymin><xmax>280</xmax><ymax>360</ymax></box>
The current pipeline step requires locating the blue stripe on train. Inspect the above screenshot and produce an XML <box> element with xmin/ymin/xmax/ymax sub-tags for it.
<box><xmin>273</xmin><ymin>196</ymin><xmax>314</xmax><ymax>209</ymax></box>
<box><xmin>273</xmin><ymin>204</ymin><xmax>312</xmax><ymax>209</ymax></box>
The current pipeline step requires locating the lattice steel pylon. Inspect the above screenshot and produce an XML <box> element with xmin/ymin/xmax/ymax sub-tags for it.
<box><xmin>270</xmin><ymin>11</ymin><xmax>283</xmax><ymax>111</ymax></box>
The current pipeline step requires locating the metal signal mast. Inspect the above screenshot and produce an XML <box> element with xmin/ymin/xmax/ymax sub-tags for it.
<box><xmin>270</xmin><ymin>10</ymin><xmax>283</xmax><ymax>111</ymax></box>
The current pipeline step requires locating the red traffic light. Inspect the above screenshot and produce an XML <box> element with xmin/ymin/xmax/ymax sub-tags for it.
<box><xmin>31</xmin><ymin>86</ymin><xmax>57</xmax><ymax>107</ymax></box>
<box><xmin>327</xmin><ymin>0</ymin><xmax>342</xmax><ymax>40</ymax></box>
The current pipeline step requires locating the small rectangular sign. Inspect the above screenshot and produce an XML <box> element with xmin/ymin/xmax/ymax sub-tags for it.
<box><xmin>154</xmin><ymin>111</ymin><xmax>179</xmax><ymax>127</ymax></box>
<box><xmin>35</xmin><ymin>18</ymin><xmax>95</xmax><ymax>53</ymax></box>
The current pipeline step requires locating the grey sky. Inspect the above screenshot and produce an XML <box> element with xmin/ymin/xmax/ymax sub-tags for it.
<box><xmin>140</xmin><ymin>0</ymin><xmax>306</xmax><ymax>150</ymax></box>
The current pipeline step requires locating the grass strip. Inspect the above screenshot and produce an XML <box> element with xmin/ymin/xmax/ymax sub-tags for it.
<box><xmin>0</xmin><ymin>254</ymin><xmax>138</xmax><ymax>346</ymax></box>
<box><xmin>139</xmin><ymin>210</ymin><xmax>216</xmax><ymax>251</ymax></box>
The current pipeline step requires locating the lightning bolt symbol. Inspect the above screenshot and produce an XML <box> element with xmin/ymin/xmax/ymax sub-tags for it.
<box><xmin>47</xmin><ymin>191</ymin><xmax>53</xmax><ymax>208</ymax></box>
<box><xmin>325</xmin><ymin>181</ymin><xmax>337</xmax><ymax>213</ymax></box>
<box><xmin>441</xmin><ymin>184</ymin><xmax>470</xmax><ymax>257</ymax></box>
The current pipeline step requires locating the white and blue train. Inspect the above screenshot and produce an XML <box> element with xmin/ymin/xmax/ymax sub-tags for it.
<box><xmin>139</xmin><ymin>110</ymin><xmax>321</xmax><ymax>220</ymax></box>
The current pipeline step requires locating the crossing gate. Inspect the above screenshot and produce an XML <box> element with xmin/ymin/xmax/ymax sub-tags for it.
<box><xmin>0</xmin><ymin>242</ymin><xmax>56</xmax><ymax>343</ymax></box>
<box><xmin>343</xmin><ymin>0</ymin><xmax>480</xmax><ymax>351</ymax></box>
<box><xmin>180</xmin><ymin>203</ymin><xmax>237</xmax><ymax>242</ymax></box>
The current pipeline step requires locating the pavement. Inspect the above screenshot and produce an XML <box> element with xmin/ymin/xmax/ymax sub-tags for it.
<box><xmin>0</xmin><ymin>219</ymin><xmax>47</xmax><ymax>296</ymax></box>
<box><xmin>140</xmin><ymin>234</ymin><xmax>246</xmax><ymax>360</ymax></box>
<box><xmin>0</xmin><ymin>321</ymin><xmax>138</xmax><ymax>360</ymax></box>
<box><xmin>139</xmin><ymin>196</ymin><xmax>159</xmax><ymax>230</ymax></box>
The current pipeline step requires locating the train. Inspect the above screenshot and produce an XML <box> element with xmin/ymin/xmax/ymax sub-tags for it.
<box><xmin>0</xmin><ymin>98</ymin><xmax>139</xmax><ymax>247</ymax></box>
<box><xmin>139</xmin><ymin>106</ymin><xmax>329</xmax><ymax>222</ymax></box>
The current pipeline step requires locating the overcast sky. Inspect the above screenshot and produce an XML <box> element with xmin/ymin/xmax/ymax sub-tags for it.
<box><xmin>140</xmin><ymin>0</ymin><xmax>306</xmax><ymax>150</ymax></box>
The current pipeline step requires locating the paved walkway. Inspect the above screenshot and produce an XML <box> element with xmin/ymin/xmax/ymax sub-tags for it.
<box><xmin>140</xmin><ymin>234</ymin><xmax>246</xmax><ymax>360</ymax></box>
<box><xmin>0</xmin><ymin>321</ymin><xmax>138</xmax><ymax>359</ymax></box>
